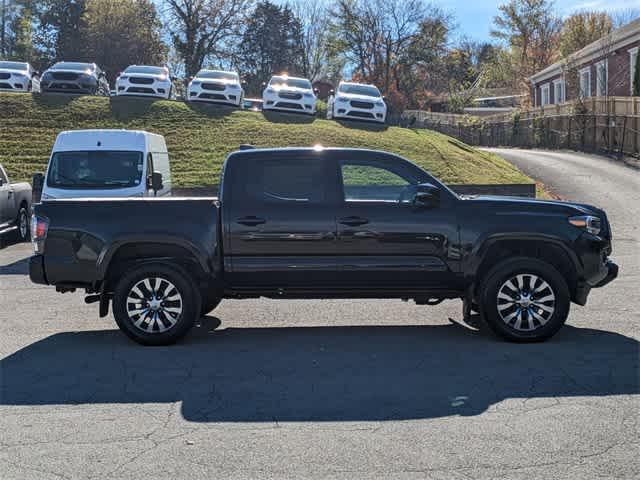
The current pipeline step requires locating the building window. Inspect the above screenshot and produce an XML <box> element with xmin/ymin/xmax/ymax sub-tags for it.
<box><xmin>596</xmin><ymin>60</ymin><xmax>608</xmax><ymax>96</ymax></box>
<box><xmin>630</xmin><ymin>47</ymin><xmax>639</xmax><ymax>95</ymax></box>
<box><xmin>540</xmin><ymin>83</ymin><xmax>550</xmax><ymax>106</ymax></box>
<box><xmin>579</xmin><ymin>67</ymin><xmax>591</xmax><ymax>98</ymax></box>
<box><xmin>553</xmin><ymin>79</ymin><xmax>565</xmax><ymax>104</ymax></box>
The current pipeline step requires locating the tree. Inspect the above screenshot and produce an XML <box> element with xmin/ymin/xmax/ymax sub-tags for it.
<box><xmin>166</xmin><ymin>0</ymin><xmax>251</xmax><ymax>80</ymax></box>
<box><xmin>491</xmin><ymin>0</ymin><xmax>561</xmax><ymax>94</ymax></box>
<box><xmin>81</xmin><ymin>0</ymin><xmax>166</xmax><ymax>79</ymax></box>
<box><xmin>291</xmin><ymin>0</ymin><xmax>334</xmax><ymax>82</ymax></box>
<box><xmin>235</xmin><ymin>1</ymin><xmax>305</xmax><ymax>95</ymax></box>
<box><xmin>37</xmin><ymin>0</ymin><xmax>86</xmax><ymax>63</ymax></box>
<box><xmin>559</xmin><ymin>11</ymin><xmax>612</xmax><ymax>58</ymax></box>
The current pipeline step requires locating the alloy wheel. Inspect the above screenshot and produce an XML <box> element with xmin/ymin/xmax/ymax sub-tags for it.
<box><xmin>496</xmin><ymin>273</ymin><xmax>556</xmax><ymax>331</ymax></box>
<box><xmin>19</xmin><ymin>210</ymin><xmax>28</xmax><ymax>239</ymax></box>
<box><xmin>126</xmin><ymin>277</ymin><xmax>183</xmax><ymax>333</ymax></box>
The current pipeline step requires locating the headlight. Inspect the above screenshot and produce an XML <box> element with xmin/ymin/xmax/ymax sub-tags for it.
<box><xmin>569</xmin><ymin>215</ymin><xmax>601</xmax><ymax>236</ymax></box>
<box><xmin>336</xmin><ymin>96</ymin><xmax>348</xmax><ymax>102</ymax></box>
<box><xmin>229</xmin><ymin>83</ymin><xmax>240</xmax><ymax>89</ymax></box>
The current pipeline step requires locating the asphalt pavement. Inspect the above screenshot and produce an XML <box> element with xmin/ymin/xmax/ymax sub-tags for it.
<box><xmin>1</xmin><ymin>148</ymin><xmax>638</xmax><ymax>479</ymax></box>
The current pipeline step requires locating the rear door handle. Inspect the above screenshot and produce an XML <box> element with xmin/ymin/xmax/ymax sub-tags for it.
<box><xmin>237</xmin><ymin>216</ymin><xmax>266</xmax><ymax>226</ymax></box>
<box><xmin>339</xmin><ymin>216</ymin><xmax>369</xmax><ymax>227</ymax></box>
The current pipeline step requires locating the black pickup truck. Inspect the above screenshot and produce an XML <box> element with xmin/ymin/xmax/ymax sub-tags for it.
<box><xmin>29</xmin><ymin>147</ymin><xmax>618</xmax><ymax>345</ymax></box>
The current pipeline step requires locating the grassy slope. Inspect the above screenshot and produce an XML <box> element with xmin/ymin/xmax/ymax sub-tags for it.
<box><xmin>0</xmin><ymin>93</ymin><xmax>532</xmax><ymax>187</ymax></box>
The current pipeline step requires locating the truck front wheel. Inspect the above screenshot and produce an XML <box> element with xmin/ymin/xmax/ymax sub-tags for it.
<box><xmin>478</xmin><ymin>257</ymin><xmax>570</xmax><ymax>342</ymax></box>
<box><xmin>113</xmin><ymin>263</ymin><xmax>201</xmax><ymax>345</ymax></box>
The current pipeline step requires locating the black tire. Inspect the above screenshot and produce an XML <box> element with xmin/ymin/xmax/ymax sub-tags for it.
<box><xmin>16</xmin><ymin>206</ymin><xmax>30</xmax><ymax>242</ymax></box>
<box><xmin>478</xmin><ymin>257</ymin><xmax>570</xmax><ymax>342</ymax></box>
<box><xmin>113</xmin><ymin>262</ymin><xmax>201</xmax><ymax>346</ymax></box>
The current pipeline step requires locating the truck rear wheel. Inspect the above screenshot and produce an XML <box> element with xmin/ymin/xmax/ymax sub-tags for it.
<box><xmin>113</xmin><ymin>263</ymin><xmax>201</xmax><ymax>345</ymax></box>
<box><xmin>478</xmin><ymin>257</ymin><xmax>570</xmax><ymax>342</ymax></box>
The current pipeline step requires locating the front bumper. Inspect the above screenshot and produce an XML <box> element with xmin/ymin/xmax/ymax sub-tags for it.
<box><xmin>0</xmin><ymin>77</ymin><xmax>30</xmax><ymax>92</ymax></box>
<box><xmin>333</xmin><ymin>102</ymin><xmax>386</xmax><ymax>122</ymax></box>
<box><xmin>42</xmin><ymin>82</ymin><xmax>96</xmax><ymax>94</ymax></box>
<box><xmin>263</xmin><ymin>94</ymin><xmax>316</xmax><ymax>114</ymax></box>
<box><xmin>188</xmin><ymin>83</ymin><xmax>241</xmax><ymax>105</ymax></box>
<box><xmin>29</xmin><ymin>255</ymin><xmax>48</xmax><ymax>285</ymax></box>
<box><xmin>117</xmin><ymin>79</ymin><xmax>172</xmax><ymax>98</ymax></box>
<box><xmin>594</xmin><ymin>260</ymin><xmax>618</xmax><ymax>288</ymax></box>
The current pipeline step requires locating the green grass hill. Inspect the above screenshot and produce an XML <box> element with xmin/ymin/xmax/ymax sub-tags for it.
<box><xmin>0</xmin><ymin>93</ymin><xmax>532</xmax><ymax>188</ymax></box>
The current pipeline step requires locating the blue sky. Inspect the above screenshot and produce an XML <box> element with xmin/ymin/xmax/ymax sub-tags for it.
<box><xmin>444</xmin><ymin>0</ymin><xmax>639</xmax><ymax>42</ymax></box>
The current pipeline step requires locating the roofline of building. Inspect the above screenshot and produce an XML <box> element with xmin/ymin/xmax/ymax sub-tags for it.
<box><xmin>529</xmin><ymin>18</ymin><xmax>640</xmax><ymax>85</ymax></box>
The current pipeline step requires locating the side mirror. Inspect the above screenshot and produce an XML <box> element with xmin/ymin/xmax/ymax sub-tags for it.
<box><xmin>32</xmin><ymin>172</ymin><xmax>44</xmax><ymax>203</ymax></box>
<box><xmin>413</xmin><ymin>183</ymin><xmax>440</xmax><ymax>208</ymax></box>
<box><xmin>313</xmin><ymin>88</ymin><xmax>319</xmax><ymax>94</ymax></box>
<box><xmin>148</xmin><ymin>171</ymin><xmax>163</xmax><ymax>192</ymax></box>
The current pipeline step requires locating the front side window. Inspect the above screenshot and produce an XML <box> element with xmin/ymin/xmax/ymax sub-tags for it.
<box><xmin>244</xmin><ymin>158</ymin><xmax>326</xmax><ymax>203</ymax></box>
<box><xmin>0</xmin><ymin>166</ymin><xmax>8</xmax><ymax>184</ymax></box>
<box><xmin>341</xmin><ymin>161</ymin><xmax>417</xmax><ymax>203</ymax></box>
<box><xmin>47</xmin><ymin>151</ymin><xmax>143</xmax><ymax>189</ymax></box>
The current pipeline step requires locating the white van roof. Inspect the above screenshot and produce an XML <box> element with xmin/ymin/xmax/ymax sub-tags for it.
<box><xmin>53</xmin><ymin>129</ymin><xmax>164</xmax><ymax>151</ymax></box>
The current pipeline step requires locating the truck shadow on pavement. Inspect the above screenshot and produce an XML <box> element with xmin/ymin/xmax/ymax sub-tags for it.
<box><xmin>1</xmin><ymin>322</ymin><xmax>637</xmax><ymax>423</ymax></box>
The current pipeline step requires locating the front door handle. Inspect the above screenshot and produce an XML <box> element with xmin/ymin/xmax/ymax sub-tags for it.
<box><xmin>237</xmin><ymin>216</ymin><xmax>266</xmax><ymax>226</ymax></box>
<box><xmin>339</xmin><ymin>216</ymin><xmax>369</xmax><ymax>227</ymax></box>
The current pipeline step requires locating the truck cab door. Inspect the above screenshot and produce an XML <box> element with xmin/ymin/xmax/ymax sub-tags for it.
<box><xmin>222</xmin><ymin>151</ymin><xmax>338</xmax><ymax>288</ymax></box>
<box><xmin>334</xmin><ymin>155</ymin><xmax>460</xmax><ymax>289</ymax></box>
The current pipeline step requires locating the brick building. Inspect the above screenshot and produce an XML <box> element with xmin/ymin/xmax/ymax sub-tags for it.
<box><xmin>529</xmin><ymin>18</ymin><xmax>639</xmax><ymax>107</ymax></box>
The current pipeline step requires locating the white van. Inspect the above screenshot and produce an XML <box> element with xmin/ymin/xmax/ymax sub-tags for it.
<box><xmin>41</xmin><ymin>130</ymin><xmax>172</xmax><ymax>200</ymax></box>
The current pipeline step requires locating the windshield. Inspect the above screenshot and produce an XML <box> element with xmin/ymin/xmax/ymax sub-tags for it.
<box><xmin>51</xmin><ymin>62</ymin><xmax>93</xmax><ymax>71</ymax></box>
<box><xmin>196</xmin><ymin>71</ymin><xmax>238</xmax><ymax>81</ymax></box>
<box><xmin>47</xmin><ymin>151</ymin><xmax>144</xmax><ymax>189</ymax></box>
<box><xmin>270</xmin><ymin>77</ymin><xmax>312</xmax><ymax>89</ymax></box>
<box><xmin>0</xmin><ymin>61</ymin><xmax>27</xmax><ymax>70</ymax></box>
<box><xmin>339</xmin><ymin>84</ymin><xmax>381</xmax><ymax>97</ymax></box>
<box><xmin>125</xmin><ymin>66</ymin><xmax>166</xmax><ymax>75</ymax></box>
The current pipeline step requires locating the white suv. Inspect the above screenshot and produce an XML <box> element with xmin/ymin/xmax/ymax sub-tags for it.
<box><xmin>0</xmin><ymin>61</ymin><xmax>40</xmax><ymax>93</ymax></box>
<box><xmin>116</xmin><ymin>65</ymin><xmax>174</xmax><ymax>99</ymax></box>
<box><xmin>262</xmin><ymin>75</ymin><xmax>317</xmax><ymax>115</ymax></box>
<box><xmin>328</xmin><ymin>82</ymin><xmax>387</xmax><ymax>123</ymax></box>
<box><xmin>187</xmin><ymin>69</ymin><xmax>243</xmax><ymax>106</ymax></box>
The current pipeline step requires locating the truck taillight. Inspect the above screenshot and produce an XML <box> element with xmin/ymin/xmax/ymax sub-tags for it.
<box><xmin>31</xmin><ymin>215</ymin><xmax>49</xmax><ymax>254</ymax></box>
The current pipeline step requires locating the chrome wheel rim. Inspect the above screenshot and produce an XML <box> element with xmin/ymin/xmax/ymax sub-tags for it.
<box><xmin>497</xmin><ymin>274</ymin><xmax>556</xmax><ymax>332</ymax></box>
<box><xmin>19</xmin><ymin>211</ymin><xmax>28</xmax><ymax>238</ymax></box>
<box><xmin>126</xmin><ymin>277</ymin><xmax>183</xmax><ymax>333</ymax></box>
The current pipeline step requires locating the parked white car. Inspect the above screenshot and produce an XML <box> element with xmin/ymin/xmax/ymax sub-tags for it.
<box><xmin>327</xmin><ymin>81</ymin><xmax>387</xmax><ymax>123</ymax></box>
<box><xmin>187</xmin><ymin>69</ymin><xmax>243</xmax><ymax>106</ymax></box>
<box><xmin>116</xmin><ymin>65</ymin><xmax>174</xmax><ymax>99</ymax></box>
<box><xmin>262</xmin><ymin>75</ymin><xmax>317</xmax><ymax>115</ymax></box>
<box><xmin>0</xmin><ymin>61</ymin><xmax>40</xmax><ymax>93</ymax></box>
<box><xmin>40</xmin><ymin>130</ymin><xmax>172</xmax><ymax>200</ymax></box>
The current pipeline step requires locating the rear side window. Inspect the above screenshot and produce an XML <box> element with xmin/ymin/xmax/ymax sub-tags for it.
<box><xmin>238</xmin><ymin>157</ymin><xmax>327</xmax><ymax>203</ymax></box>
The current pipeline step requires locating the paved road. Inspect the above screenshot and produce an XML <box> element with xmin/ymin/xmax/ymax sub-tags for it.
<box><xmin>1</xmin><ymin>149</ymin><xmax>639</xmax><ymax>479</ymax></box>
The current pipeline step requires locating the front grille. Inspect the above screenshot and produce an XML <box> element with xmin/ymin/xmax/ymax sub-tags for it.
<box><xmin>350</xmin><ymin>100</ymin><xmax>374</xmax><ymax>109</ymax></box>
<box><xmin>130</xmin><ymin>77</ymin><xmax>154</xmax><ymax>85</ymax></box>
<box><xmin>0</xmin><ymin>82</ymin><xmax>12</xmax><ymax>89</ymax></box>
<box><xmin>275</xmin><ymin>102</ymin><xmax>303</xmax><ymax>109</ymax></box>
<box><xmin>49</xmin><ymin>83</ymin><xmax>81</xmax><ymax>90</ymax></box>
<box><xmin>0</xmin><ymin>73</ymin><xmax>10</xmax><ymax>80</ymax></box>
<box><xmin>199</xmin><ymin>93</ymin><xmax>226</xmax><ymax>100</ymax></box>
<box><xmin>347</xmin><ymin>111</ymin><xmax>374</xmax><ymax>118</ymax></box>
<box><xmin>52</xmin><ymin>72</ymin><xmax>79</xmax><ymax>81</ymax></box>
<box><xmin>127</xmin><ymin>87</ymin><xmax>155</xmax><ymax>94</ymax></box>
<box><xmin>279</xmin><ymin>92</ymin><xmax>302</xmax><ymax>100</ymax></box>
<box><xmin>201</xmin><ymin>83</ymin><xmax>225</xmax><ymax>91</ymax></box>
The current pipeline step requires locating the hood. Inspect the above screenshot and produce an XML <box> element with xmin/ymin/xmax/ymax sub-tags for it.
<box><xmin>336</xmin><ymin>92</ymin><xmax>384</xmax><ymax>103</ymax></box>
<box><xmin>194</xmin><ymin>77</ymin><xmax>239</xmax><ymax>85</ymax></box>
<box><xmin>0</xmin><ymin>68</ymin><xmax>28</xmax><ymax>75</ymax></box>
<box><xmin>122</xmin><ymin>72</ymin><xmax>168</xmax><ymax>80</ymax></box>
<box><xmin>44</xmin><ymin>69</ymin><xmax>93</xmax><ymax>76</ymax></box>
<box><xmin>268</xmin><ymin>85</ymin><xmax>313</xmax><ymax>94</ymax></box>
<box><xmin>463</xmin><ymin>194</ymin><xmax>603</xmax><ymax>216</ymax></box>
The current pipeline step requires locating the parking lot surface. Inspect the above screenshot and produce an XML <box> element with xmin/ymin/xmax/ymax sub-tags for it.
<box><xmin>1</xmin><ymin>149</ymin><xmax>639</xmax><ymax>479</ymax></box>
